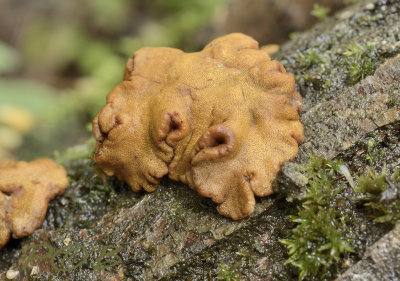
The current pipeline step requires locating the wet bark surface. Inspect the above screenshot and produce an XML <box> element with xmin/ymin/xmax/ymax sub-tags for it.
<box><xmin>1</xmin><ymin>0</ymin><xmax>399</xmax><ymax>280</ymax></box>
<box><xmin>335</xmin><ymin>224</ymin><xmax>400</xmax><ymax>281</ymax></box>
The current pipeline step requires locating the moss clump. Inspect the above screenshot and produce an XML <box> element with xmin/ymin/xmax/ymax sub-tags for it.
<box><xmin>363</xmin><ymin>137</ymin><xmax>390</xmax><ymax>167</ymax></box>
<box><xmin>295</xmin><ymin>48</ymin><xmax>332</xmax><ymax>91</ymax></box>
<box><xmin>280</xmin><ymin>156</ymin><xmax>354</xmax><ymax>280</ymax></box>
<box><xmin>386</xmin><ymin>97</ymin><xmax>399</xmax><ymax>108</ymax></box>
<box><xmin>310</xmin><ymin>4</ymin><xmax>330</xmax><ymax>20</ymax></box>
<box><xmin>54</xmin><ymin>138</ymin><xmax>95</xmax><ymax>165</ymax></box>
<box><xmin>297</xmin><ymin>48</ymin><xmax>326</xmax><ymax>70</ymax></box>
<box><xmin>216</xmin><ymin>263</ymin><xmax>241</xmax><ymax>281</ymax></box>
<box><xmin>343</xmin><ymin>42</ymin><xmax>378</xmax><ymax>85</ymax></box>
<box><xmin>353</xmin><ymin>167</ymin><xmax>400</xmax><ymax>224</ymax></box>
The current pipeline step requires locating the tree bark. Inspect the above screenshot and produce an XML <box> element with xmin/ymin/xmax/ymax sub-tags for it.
<box><xmin>1</xmin><ymin>0</ymin><xmax>399</xmax><ymax>280</ymax></box>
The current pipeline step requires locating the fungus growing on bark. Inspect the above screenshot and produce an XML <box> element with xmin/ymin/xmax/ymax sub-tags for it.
<box><xmin>0</xmin><ymin>159</ymin><xmax>68</xmax><ymax>249</ymax></box>
<box><xmin>93</xmin><ymin>33</ymin><xmax>303</xmax><ymax>219</ymax></box>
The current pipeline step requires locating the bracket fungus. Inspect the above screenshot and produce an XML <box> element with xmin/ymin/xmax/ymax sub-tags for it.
<box><xmin>93</xmin><ymin>33</ymin><xmax>303</xmax><ymax>219</ymax></box>
<box><xmin>0</xmin><ymin>159</ymin><xmax>68</xmax><ymax>249</ymax></box>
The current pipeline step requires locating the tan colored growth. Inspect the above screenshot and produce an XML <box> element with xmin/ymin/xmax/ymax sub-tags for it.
<box><xmin>93</xmin><ymin>33</ymin><xmax>303</xmax><ymax>219</ymax></box>
<box><xmin>0</xmin><ymin>159</ymin><xmax>68</xmax><ymax>249</ymax></box>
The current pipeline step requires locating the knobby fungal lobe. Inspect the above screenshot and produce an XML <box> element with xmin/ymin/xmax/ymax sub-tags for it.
<box><xmin>92</xmin><ymin>33</ymin><xmax>303</xmax><ymax>219</ymax></box>
<box><xmin>0</xmin><ymin>158</ymin><xmax>68</xmax><ymax>249</ymax></box>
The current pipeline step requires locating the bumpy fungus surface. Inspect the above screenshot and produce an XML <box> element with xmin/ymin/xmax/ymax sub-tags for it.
<box><xmin>93</xmin><ymin>33</ymin><xmax>303</xmax><ymax>219</ymax></box>
<box><xmin>0</xmin><ymin>159</ymin><xmax>68</xmax><ymax>249</ymax></box>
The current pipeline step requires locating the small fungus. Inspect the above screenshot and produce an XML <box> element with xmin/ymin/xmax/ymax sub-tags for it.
<box><xmin>93</xmin><ymin>33</ymin><xmax>303</xmax><ymax>219</ymax></box>
<box><xmin>0</xmin><ymin>158</ymin><xmax>68</xmax><ymax>249</ymax></box>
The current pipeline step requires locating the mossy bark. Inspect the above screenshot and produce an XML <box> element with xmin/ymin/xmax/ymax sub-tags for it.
<box><xmin>1</xmin><ymin>0</ymin><xmax>400</xmax><ymax>280</ymax></box>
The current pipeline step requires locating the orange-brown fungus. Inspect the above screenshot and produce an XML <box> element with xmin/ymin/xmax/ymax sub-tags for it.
<box><xmin>0</xmin><ymin>159</ymin><xmax>68</xmax><ymax>249</ymax></box>
<box><xmin>93</xmin><ymin>33</ymin><xmax>303</xmax><ymax>219</ymax></box>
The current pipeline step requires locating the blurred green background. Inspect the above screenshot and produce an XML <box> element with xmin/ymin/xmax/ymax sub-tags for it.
<box><xmin>0</xmin><ymin>0</ymin><xmax>347</xmax><ymax>160</ymax></box>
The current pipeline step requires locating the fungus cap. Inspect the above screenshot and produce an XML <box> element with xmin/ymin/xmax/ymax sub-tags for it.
<box><xmin>0</xmin><ymin>158</ymin><xmax>68</xmax><ymax>249</ymax></box>
<box><xmin>93</xmin><ymin>33</ymin><xmax>303</xmax><ymax>219</ymax></box>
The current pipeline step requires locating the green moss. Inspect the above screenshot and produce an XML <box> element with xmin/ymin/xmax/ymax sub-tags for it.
<box><xmin>289</xmin><ymin>32</ymin><xmax>301</xmax><ymax>41</ymax></box>
<box><xmin>362</xmin><ymin>133</ymin><xmax>391</xmax><ymax>167</ymax></box>
<box><xmin>294</xmin><ymin>48</ymin><xmax>334</xmax><ymax>91</ymax></box>
<box><xmin>216</xmin><ymin>263</ymin><xmax>241</xmax><ymax>281</ymax></box>
<box><xmin>280</xmin><ymin>156</ymin><xmax>354</xmax><ymax>280</ymax></box>
<box><xmin>343</xmin><ymin>42</ymin><xmax>378</xmax><ymax>85</ymax></box>
<box><xmin>387</xmin><ymin>97</ymin><xmax>399</xmax><ymax>108</ymax></box>
<box><xmin>311</xmin><ymin>4</ymin><xmax>330</xmax><ymax>20</ymax></box>
<box><xmin>275</xmin><ymin>0</ymin><xmax>400</xmax><ymax>107</ymax></box>
<box><xmin>54</xmin><ymin>138</ymin><xmax>95</xmax><ymax>165</ymax></box>
<box><xmin>353</xmin><ymin>167</ymin><xmax>400</xmax><ymax>224</ymax></box>
<box><xmin>235</xmin><ymin>248</ymin><xmax>256</xmax><ymax>265</ymax></box>
<box><xmin>283</xmin><ymin>152</ymin><xmax>398</xmax><ymax>281</ymax></box>
<box><xmin>365</xmin><ymin>140</ymin><xmax>378</xmax><ymax>165</ymax></box>
<box><xmin>297</xmin><ymin>48</ymin><xmax>326</xmax><ymax>70</ymax></box>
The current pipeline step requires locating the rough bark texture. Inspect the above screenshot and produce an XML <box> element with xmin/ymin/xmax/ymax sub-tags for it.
<box><xmin>335</xmin><ymin>224</ymin><xmax>400</xmax><ymax>281</ymax></box>
<box><xmin>1</xmin><ymin>0</ymin><xmax>399</xmax><ymax>280</ymax></box>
